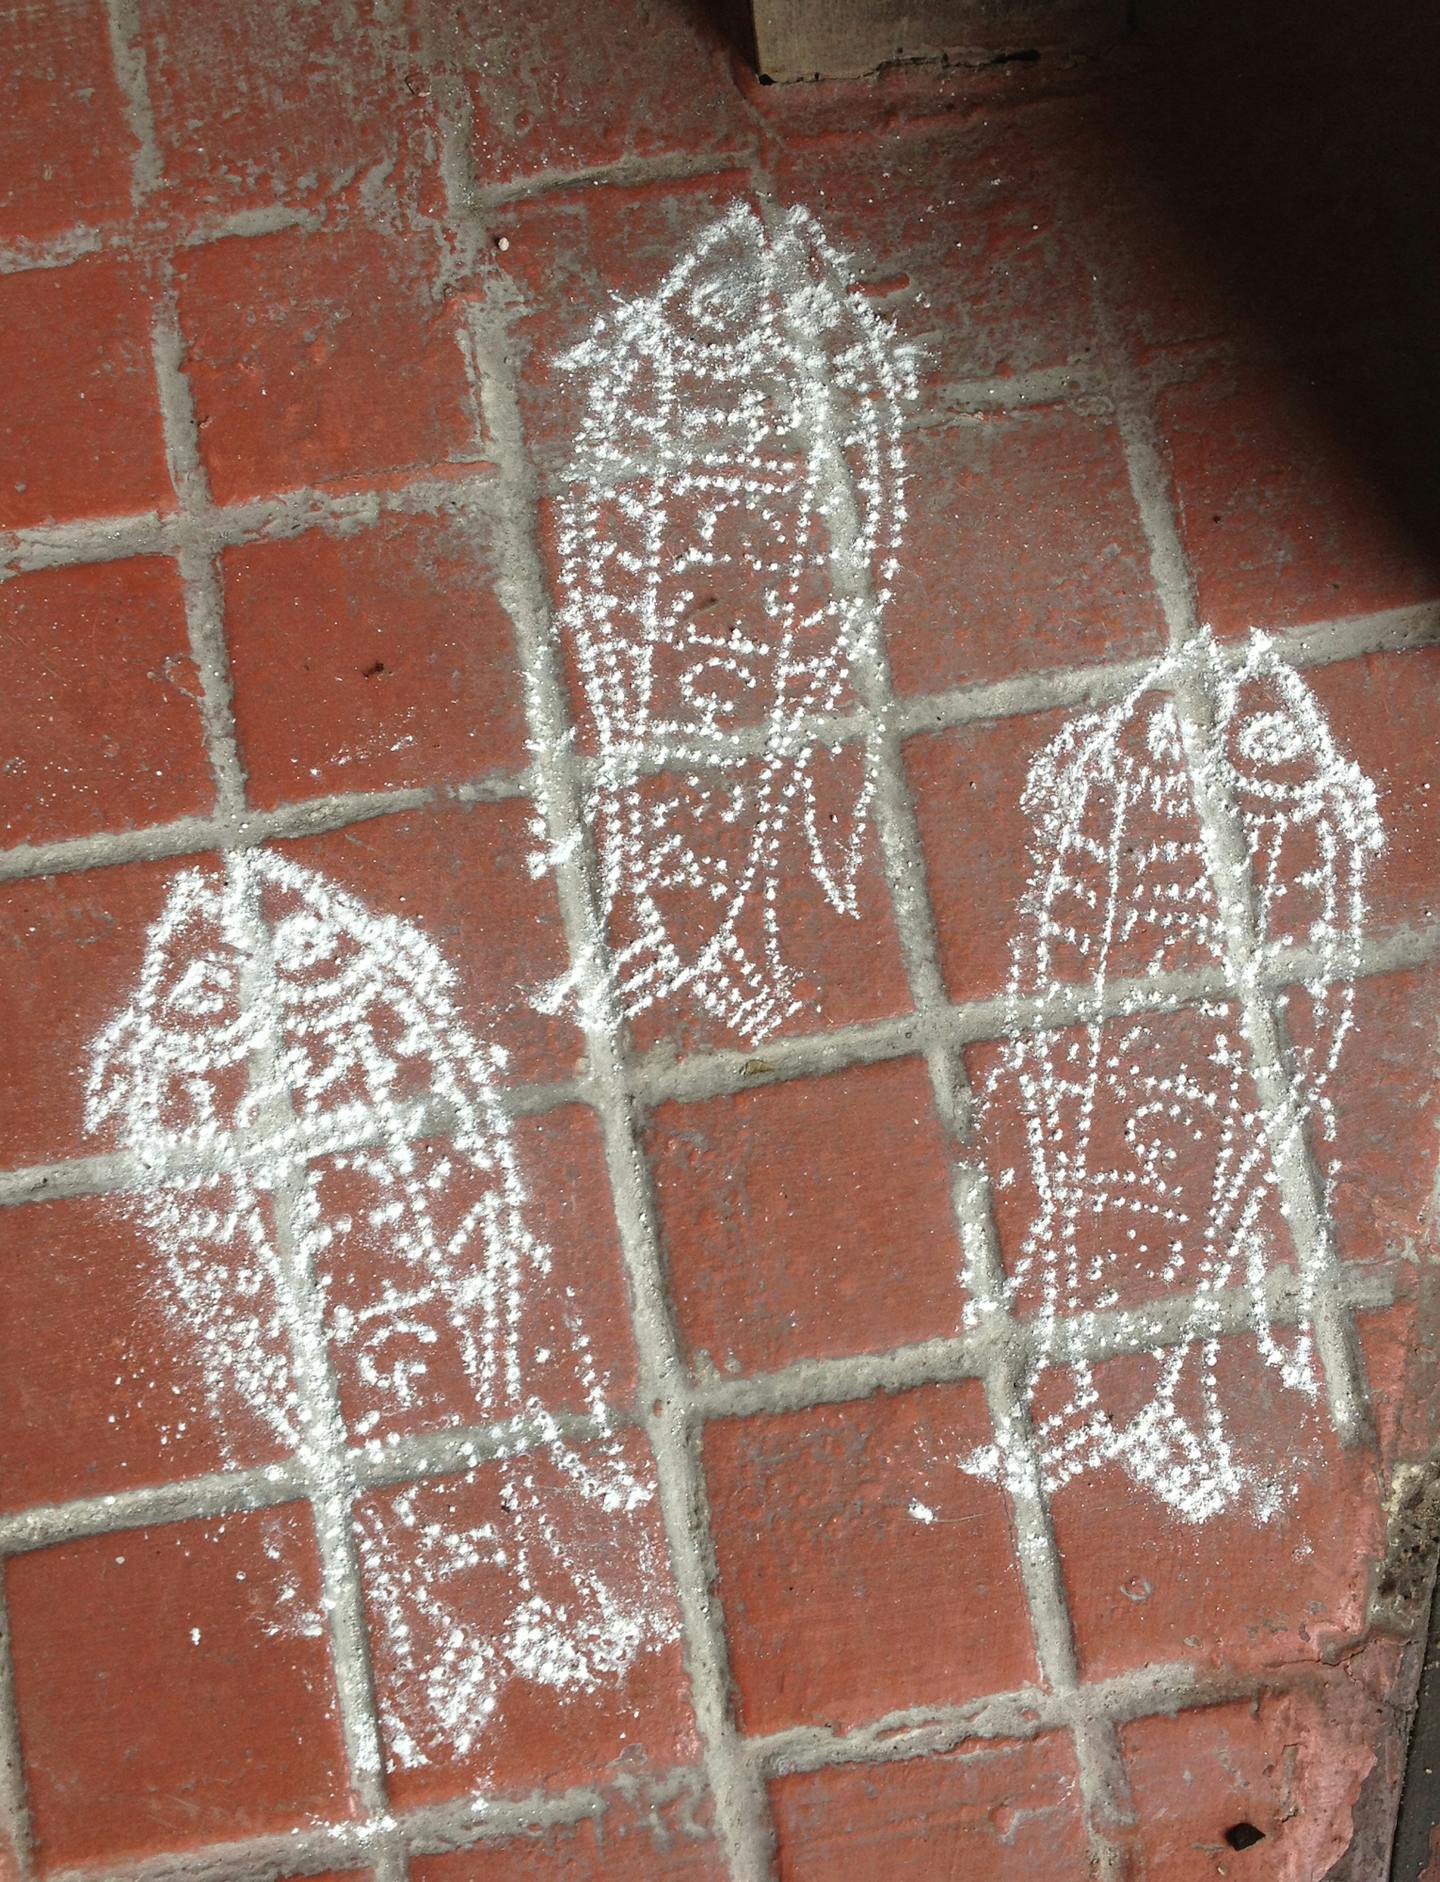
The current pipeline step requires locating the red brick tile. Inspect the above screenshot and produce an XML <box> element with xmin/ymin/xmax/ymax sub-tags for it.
<box><xmin>967</xmin><ymin>1000</ymin><xmax>1295</xmax><ymax>1322</ymax></box>
<box><xmin>1122</xmin><ymin>1681</ymin><xmax>1393</xmax><ymax>1881</ymax></box>
<box><xmin>275</xmin><ymin>800</ymin><xmax>583</xmax><ymax>1088</ymax></box>
<box><xmin>771</xmin><ymin>123</ymin><xmax>1099</xmax><ymax>390</ymax></box>
<box><xmin>885</xmin><ymin>411</ymin><xmax>1164</xmax><ymax>697</ymax></box>
<box><xmin>410</xmin><ymin>1783</ymin><xmax>724</xmax><ymax>1880</ymax></box>
<box><xmin>0</xmin><ymin>257</ymin><xmax>170</xmax><ymax>529</ymax></box>
<box><xmin>611</xmin><ymin>743</ymin><xmax>913</xmax><ymax>1058</ymax></box>
<box><xmin>491</xmin><ymin>175</ymin><xmax>756</xmax><ymax>472</ymax></box>
<box><xmin>1305</xmin><ymin>648</ymin><xmax>1440</xmax><ymax>936</ymax></box>
<box><xmin>177</xmin><ymin>226</ymin><xmax>474</xmax><ymax>504</ymax></box>
<box><xmin>0</xmin><ymin>1192</ymin><xmax>290</xmax><ymax>1514</ymax></box>
<box><xmin>0</xmin><ymin>0</ymin><xmax>135</xmax><ymax>245</ymax></box>
<box><xmin>359</xmin><ymin>1432</ymin><xmax>693</xmax><ymax>1803</ymax></box>
<box><xmin>140</xmin><ymin>0</ymin><xmax>401</xmax><ymax>218</ymax></box>
<box><xmin>223</xmin><ymin>513</ymin><xmax>526</xmax><ymax>810</ymax></box>
<box><xmin>704</xmin><ymin>1384</ymin><xmax>1034</xmax><ymax>1736</ymax></box>
<box><xmin>1285</xmin><ymin>964</ymin><xmax>1440</xmax><ymax>1268</ymax></box>
<box><xmin>319</xmin><ymin>1106</ymin><xmax>637</xmax><ymax>1447</ymax></box>
<box><xmin>0</xmin><ymin>557</ymin><xmax>212</xmax><ymax>845</ymax></box>
<box><xmin>1056</xmin><ymin>98</ymin><xmax>1276</xmax><ymax>360</ymax></box>
<box><xmin>1042</xmin><ymin>1338</ymin><xmax>1381</xmax><ymax>1681</ymax></box>
<box><xmin>1358</xmin><ymin>1297</ymin><xmax>1432</xmax><ymax>1477</ymax></box>
<box><xmin>647</xmin><ymin>1058</ymin><xmax>963</xmax><ymax>1379</ymax></box>
<box><xmin>422</xmin><ymin>0</ymin><xmax>750</xmax><ymax>190</ymax></box>
<box><xmin>771</xmin><ymin>1734</ymin><xmax>1091</xmax><ymax>1882</ymax></box>
<box><xmin>905</xmin><ymin>709</ymin><xmax>1067</xmax><ymax>1007</ymax></box>
<box><xmin>0</xmin><ymin>857</ymin><xmax>190</xmax><ymax>1167</ymax></box>
<box><xmin>7</xmin><ymin>1508</ymin><xmax>350</xmax><ymax>1871</ymax></box>
<box><xmin>1159</xmin><ymin>355</ymin><xmax>1440</xmax><ymax>637</ymax></box>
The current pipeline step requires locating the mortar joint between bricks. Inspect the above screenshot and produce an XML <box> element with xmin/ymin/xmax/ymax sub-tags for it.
<box><xmin>29</xmin><ymin>1650</ymin><xmax>1299</xmax><ymax>1882</ymax></box>
<box><xmin>142</xmin><ymin>222</ymin><xmax>410</xmax><ymax>1879</ymax></box>
<box><xmin>0</xmin><ymin>1579</ymin><xmax>35</xmax><ymax>1882</ymax></box>
<box><xmin>1085</xmin><ymin>271</ymin><xmax>1376</xmax><ymax>1449</ymax></box>
<box><xmin>745</xmin><ymin>183</ymin><xmax>1136</xmax><ymax>1840</ymax></box>
<box><xmin>0</xmin><ymin>1259</ymin><xmax>1400</xmax><ymax>1564</ymax></box>
<box><xmin>441</xmin><ymin>215</ymin><xmax>780</xmax><ymax>1877</ymax></box>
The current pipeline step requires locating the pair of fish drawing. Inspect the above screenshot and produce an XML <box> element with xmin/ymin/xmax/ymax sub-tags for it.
<box><xmin>83</xmin><ymin>204</ymin><xmax>1383</xmax><ymax>1771</ymax></box>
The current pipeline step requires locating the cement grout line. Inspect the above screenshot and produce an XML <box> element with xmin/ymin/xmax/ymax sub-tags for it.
<box><xmin>0</xmin><ymin>204</ymin><xmax>325</xmax><ymax>276</ymax></box>
<box><xmin>690</xmin><ymin>1259</ymin><xmax>1400</xmax><ymax>1426</ymax></box>
<box><xmin>747</xmin><ymin>180</ymin><xmax>1131</xmax><ymax>1860</ymax></box>
<box><xmin>0</xmin><ymin>1579</ymin><xmax>35</xmax><ymax>1882</ymax></box>
<box><xmin>0</xmin><ymin>1407</ymin><xmax>618</xmax><ymax>1558</ymax></box>
<box><xmin>467</xmin><ymin>144</ymin><xmax>758</xmax><ymax>213</ymax></box>
<box><xmin>1175</xmin><ymin>667</ymin><xmax>1373</xmax><ymax>1440</ymax></box>
<box><xmin>457</xmin><ymin>272</ymin><xmax>778</xmax><ymax>1879</ymax></box>
<box><xmin>0</xmin><ymin>227</ymin><xmax>106</xmax><ymax>276</ymax></box>
<box><xmin>0</xmin><ymin>594</ymin><xmax>1426</xmax><ymax>893</ymax></box>
<box><xmin>631</xmin><ymin>916</ymin><xmax>1440</xmax><ymax>1105</ymax></box>
<box><xmin>150</xmin><ymin>281</ymin><xmax>247</xmax><ymax>821</ymax></box>
<box><xmin>750</xmin><ymin>1659</ymin><xmax>1263</xmax><ymax>1781</ymax></box>
<box><xmin>0</xmin><ymin>1462</ymin><xmax>310</xmax><ymax>1558</ymax></box>
<box><xmin>0</xmin><ymin>916</ymin><xmax>1432</xmax><ymax>1218</ymax></box>
<box><xmin>0</xmin><ymin>200</ymin><xmax>324</xmax><ymax>282</ymax></box>
<box><xmin>0</xmin><ymin>12</ymin><xmax>165</xmax><ymax>1865</ymax></box>
<box><xmin>32</xmin><ymin>1654</ymin><xmax>1300</xmax><ymax>1882</ymax></box>
<box><xmin>0</xmin><ymin>1076</ymin><xmax>587</xmax><ymax>1211</ymax></box>
<box><xmin>0</xmin><ymin>772</ymin><xmax>529</xmax><ymax>887</ymax></box>
<box><xmin>147</xmin><ymin>252</ymin><xmax>407</xmax><ymax>1882</ymax></box>
<box><xmin>44</xmin><ymin>1835</ymin><xmax>382</xmax><ymax>1882</ymax></box>
<box><xmin>0</xmin><ymin>470</ymin><xmax>498</xmax><ymax>583</ymax></box>
<box><xmin>1093</xmin><ymin>286</ymin><xmax>1375</xmax><ymax>1451</ymax></box>
<box><xmin>425</xmin><ymin>62</ymin><xmax>784</xmax><ymax>1870</ymax></box>
<box><xmin>753</xmin><ymin>1686</ymin><xmax>1065</xmax><ymax>1780</ymax></box>
<box><xmin>0</xmin><ymin>507</ymin><xmax>172</xmax><ymax>577</ymax></box>
<box><xmin>102</xmin><ymin>0</ymin><xmax>163</xmax><ymax>208</ymax></box>
<box><xmin>540</xmin><ymin>362</ymin><xmax>1107</xmax><ymax>494</ymax></box>
<box><xmin>235</xmin><ymin>896</ymin><xmax>400</xmax><ymax>1860</ymax></box>
<box><xmin>0</xmin><ymin>1257</ymin><xmax>1399</xmax><ymax>1559</ymax></box>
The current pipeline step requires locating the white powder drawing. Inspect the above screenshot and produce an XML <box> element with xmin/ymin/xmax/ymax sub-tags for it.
<box><xmin>542</xmin><ymin>199</ymin><xmax>917</xmax><ymax>1043</ymax></box>
<box><xmin>86</xmin><ymin>850</ymin><xmax>677</xmax><ymax>1770</ymax></box>
<box><xmin>962</xmin><ymin>633</ymin><xmax>1383</xmax><ymax>1522</ymax></box>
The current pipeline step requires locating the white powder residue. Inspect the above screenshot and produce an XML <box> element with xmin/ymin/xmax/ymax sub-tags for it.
<box><xmin>538</xmin><ymin>199</ymin><xmax>917</xmax><ymax>1043</ymax></box>
<box><xmin>86</xmin><ymin>849</ymin><xmax>677</xmax><ymax>1769</ymax></box>
<box><xmin>959</xmin><ymin>631</ymin><xmax>1383</xmax><ymax>1523</ymax></box>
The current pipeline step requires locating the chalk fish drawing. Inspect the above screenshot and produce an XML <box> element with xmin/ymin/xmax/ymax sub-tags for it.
<box><xmin>963</xmin><ymin>633</ymin><xmax>1383</xmax><ymax>1522</ymax></box>
<box><xmin>86</xmin><ymin>851</ymin><xmax>676</xmax><ymax>1770</ymax></box>
<box><xmin>545</xmin><ymin>199</ymin><xmax>917</xmax><ymax>1043</ymax></box>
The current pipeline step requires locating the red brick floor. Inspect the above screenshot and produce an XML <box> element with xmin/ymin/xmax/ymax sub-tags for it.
<box><xmin>2</xmin><ymin>4</ymin><xmax>1439</xmax><ymax>1881</ymax></box>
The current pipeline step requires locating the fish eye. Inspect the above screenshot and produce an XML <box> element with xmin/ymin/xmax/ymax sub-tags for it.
<box><xmin>163</xmin><ymin>955</ymin><xmax>235</xmax><ymax>1019</ymax></box>
<box><xmin>1235</xmin><ymin>709</ymin><xmax>1306</xmax><ymax>766</ymax></box>
<box><xmin>685</xmin><ymin>278</ymin><xmax>736</xmax><ymax>328</ymax></box>
<box><xmin>270</xmin><ymin>910</ymin><xmax>339</xmax><ymax>974</ymax></box>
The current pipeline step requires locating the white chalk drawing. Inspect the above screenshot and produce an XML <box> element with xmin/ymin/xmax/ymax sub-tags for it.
<box><xmin>86</xmin><ymin>851</ymin><xmax>676</xmax><ymax>1770</ymax></box>
<box><xmin>541</xmin><ymin>199</ymin><xmax>917</xmax><ymax>1043</ymax></box>
<box><xmin>962</xmin><ymin>633</ymin><xmax>1383</xmax><ymax>1522</ymax></box>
